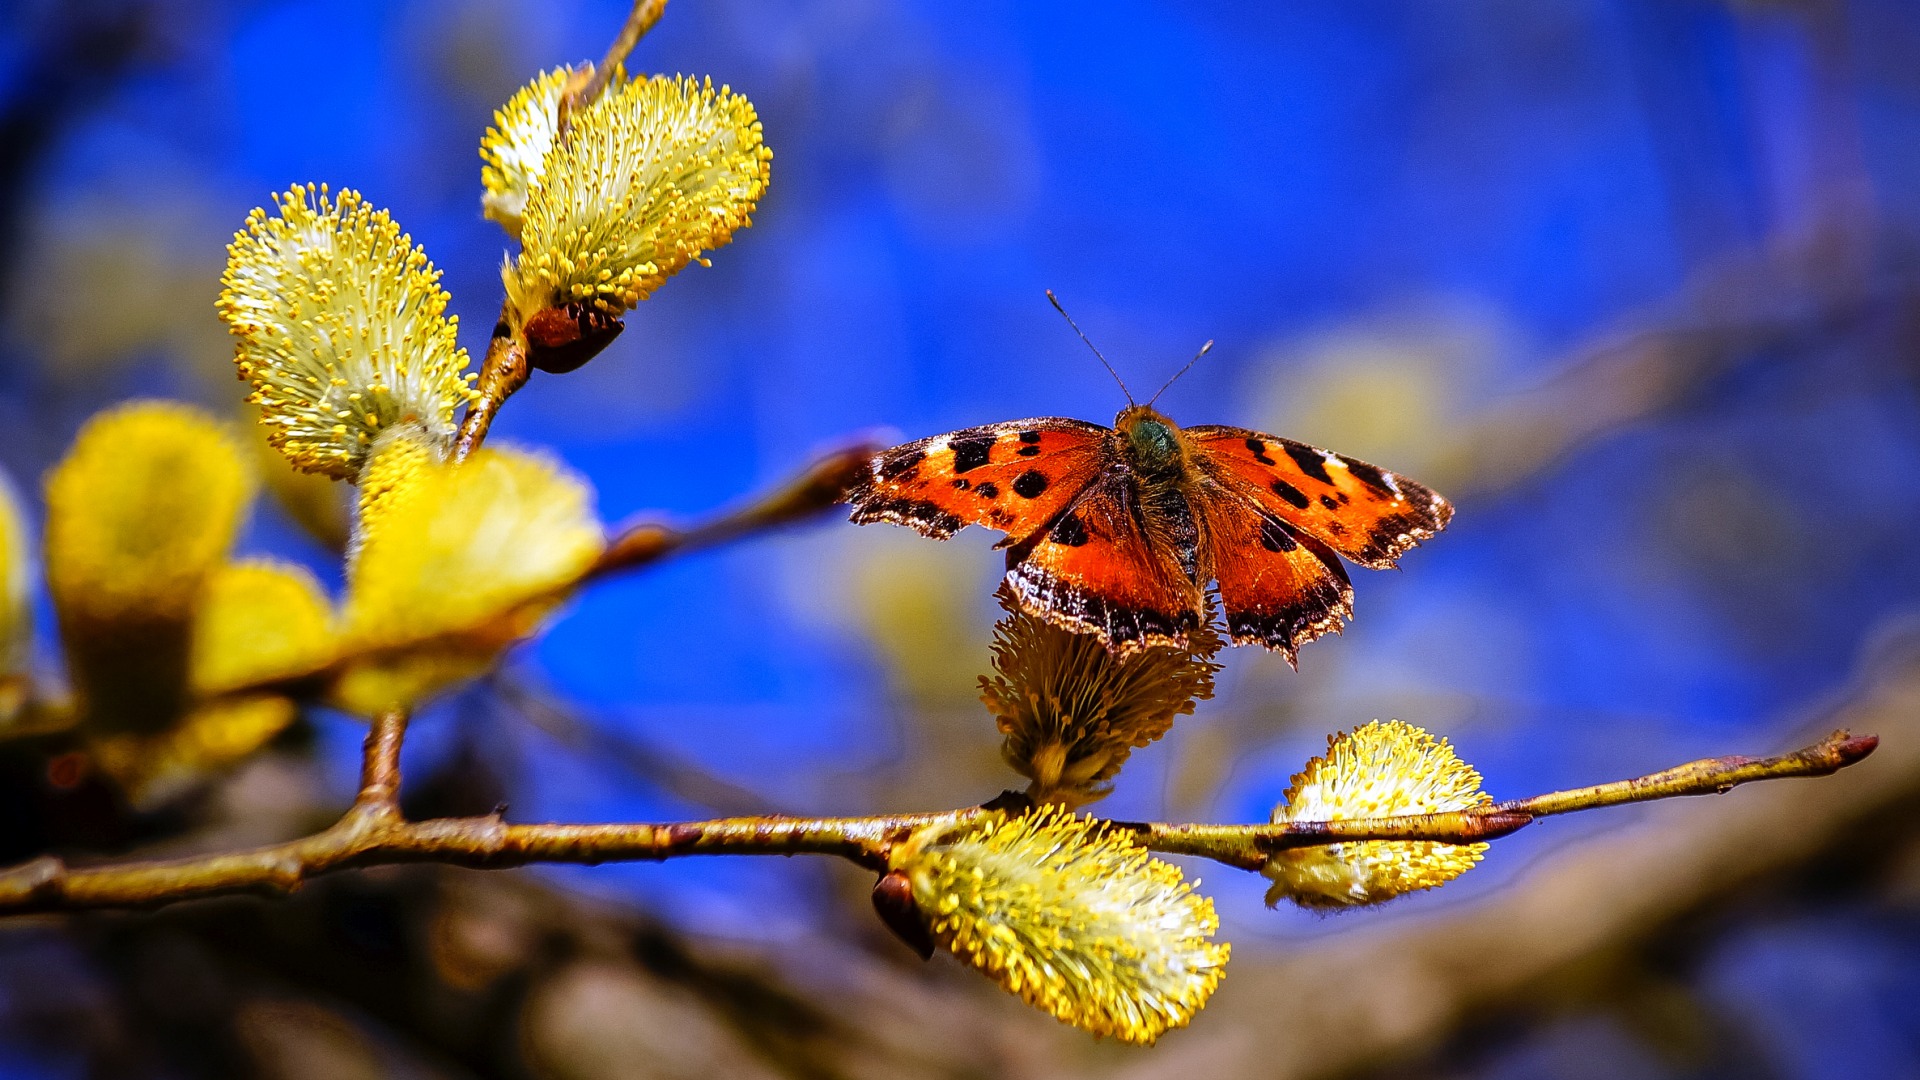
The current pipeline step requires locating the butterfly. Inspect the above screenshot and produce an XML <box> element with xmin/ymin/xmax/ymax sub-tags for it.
<box><xmin>844</xmin><ymin>297</ymin><xmax>1453</xmax><ymax>661</ymax></box>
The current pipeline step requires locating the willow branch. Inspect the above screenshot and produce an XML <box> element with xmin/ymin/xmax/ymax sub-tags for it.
<box><xmin>588</xmin><ymin>438</ymin><xmax>881</xmax><ymax>579</ymax></box>
<box><xmin>1134</xmin><ymin>730</ymin><xmax>1878</xmax><ymax>870</ymax></box>
<box><xmin>566</xmin><ymin>0</ymin><xmax>667</xmax><ymax>125</ymax></box>
<box><xmin>453</xmin><ymin>316</ymin><xmax>528</xmax><ymax>460</ymax></box>
<box><xmin>0</xmin><ymin>732</ymin><xmax>1874</xmax><ymax>916</ymax></box>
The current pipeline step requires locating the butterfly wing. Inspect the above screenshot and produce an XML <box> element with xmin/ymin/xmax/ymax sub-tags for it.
<box><xmin>1004</xmin><ymin>474</ymin><xmax>1205</xmax><ymax>652</ymax></box>
<box><xmin>1200</xmin><ymin>492</ymin><xmax>1354</xmax><ymax>663</ymax></box>
<box><xmin>1184</xmin><ymin>425</ymin><xmax>1452</xmax><ymax>569</ymax></box>
<box><xmin>847</xmin><ymin>417</ymin><xmax>1109</xmax><ymax>547</ymax></box>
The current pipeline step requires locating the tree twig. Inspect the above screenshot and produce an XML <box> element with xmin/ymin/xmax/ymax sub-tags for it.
<box><xmin>587</xmin><ymin>438</ymin><xmax>881</xmax><ymax>579</ymax></box>
<box><xmin>454</xmin><ymin>315</ymin><xmax>528</xmax><ymax>461</ymax></box>
<box><xmin>1132</xmin><ymin>730</ymin><xmax>1877</xmax><ymax>870</ymax></box>
<box><xmin>0</xmin><ymin>730</ymin><xmax>1873</xmax><ymax>916</ymax></box>
<box><xmin>562</xmin><ymin>0</ymin><xmax>667</xmax><ymax>133</ymax></box>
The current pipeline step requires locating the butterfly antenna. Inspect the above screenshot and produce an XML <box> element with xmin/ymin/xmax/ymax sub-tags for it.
<box><xmin>1146</xmin><ymin>339</ymin><xmax>1213</xmax><ymax>408</ymax></box>
<box><xmin>1046</xmin><ymin>290</ymin><xmax>1134</xmax><ymax>406</ymax></box>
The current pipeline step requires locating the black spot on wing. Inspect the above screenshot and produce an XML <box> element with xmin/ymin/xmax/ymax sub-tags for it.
<box><xmin>974</xmin><ymin>481</ymin><xmax>1000</xmax><ymax>500</ymax></box>
<box><xmin>1246</xmin><ymin>437</ymin><xmax>1277</xmax><ymax>466</ymax></box>
<box><xmin>1018</xmin><ymin>430</ymin><xmax>1042</xmax><ymax>444</ymax></box>
<box><xmin>1342</xmin><ymin>457</ymin><xmax>1398</xmax><ymax>497</ymax></box>
<box><xmin>1269</xmin><ymin>478</ymin><xmax>1310</xmax><ymax>509</ymax></box>
<box><xmin>950</xmin><ymin>435</ymin><xmax>994</xmax><ymax>474</ymax></box>
<box><xmin>1284</xmin><ymin>443</ymin><xmax>1333</xmax><ymax>484</ymax></box>
<box><xmin>1219</xmin><ymin>535</ymin><xmax>1352</xmax><ymax>662</ymax></box>
<box><xmin>1319</xmin><ymin>494</ymin><xmax>1339</xmax><ymax>511</ymax></box>
<box><xmin>950</xmin><ymin>478</ymin><xmax>970</xmax><ymax>490</ymax></box>
<box><xmin>1049</xmin><ymin>511</ymin><xmax>1089</xmax><ymax>548</ymax></box>
<box><xmin>878</xmin><ymin>449</ymin><xmax>924</xmax><ymax>481</ymax></box>
<box><xmin>1013</xmin><ymin>470</ymin><xmax>1048</xmax><ymax>499</ymax></box>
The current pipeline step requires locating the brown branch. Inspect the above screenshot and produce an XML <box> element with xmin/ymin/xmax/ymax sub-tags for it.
<box><xmin>1134</xmin><ymin>730</ymin><xmax>1877</xmax><ymax>870</ymax></box>
<box><xmin>0</xmin><ymin>730</ymin><xmax>1873</xmax><ymax>917</ymax></box>
<box><xmin>454</xmin><ymin>314</ymin><xmax>529</xmax><ymax>461</ymax></box>
<box><xmin>564</xmin><ymin>0</ymin><xmax>667</xmax><ymax>128</ymax></box>
<box><xmin>588</xmin><ymin>438</ymin><xmax>882</xmax><ymax>579</ymax></box>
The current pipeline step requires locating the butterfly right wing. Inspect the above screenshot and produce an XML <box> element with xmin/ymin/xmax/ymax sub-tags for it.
<box><xmin>1184</xmin><ymin>425</ymin><xmax>1452</xmax><ymax>569</ymax></box>
<box><xmin>846</xmin><ymin>417</ymin><xmax>1109</xmax><ymax>547</ymax></box>
<box><xmin>1004</xmin><ymin>474</ymin><xmax>1205</xmax><ymax>653</ymax></box>
<box><xmin>1200</xmin><ymin>487</ymin><xmax>1354</xmax><ymax>665</ymax></box>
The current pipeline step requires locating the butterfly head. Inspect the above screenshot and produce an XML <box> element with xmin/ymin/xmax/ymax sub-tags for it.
<box><xmin>1115</xmin><ymin>404</ymin><xmax>1184</xmax><ymax>476</ymax></box>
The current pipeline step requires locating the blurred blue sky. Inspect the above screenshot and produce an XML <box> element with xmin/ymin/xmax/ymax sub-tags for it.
<box><xmin>4</xmin><ymin>0</ymin><xmax>1920</xmax><ymax>1073</ymax></box>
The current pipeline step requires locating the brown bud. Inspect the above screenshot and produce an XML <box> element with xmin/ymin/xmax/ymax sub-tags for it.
<box><xmin>523</xmin><ymin>303</ymin><xmax>624</xmax><ymax>374</ymax></box>
<box><xmin>871</xmin><ymin>869</ymin><xmax>934</xmax><ymax>960</ymax></box>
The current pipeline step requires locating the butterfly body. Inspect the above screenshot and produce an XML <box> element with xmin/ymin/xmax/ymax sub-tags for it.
<box><xmin>847</xmin><ymin>404</ymin><xmax>1451</xmax><ymax>661</ymax></box>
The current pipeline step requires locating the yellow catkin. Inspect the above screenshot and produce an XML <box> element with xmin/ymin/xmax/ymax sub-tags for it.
<box><xmin>332</xmin><ymin>445</ymin><xmax>603</xmax><ymax>713</ymax></box>
<box><xmin>217</xmin><ymin>184</ymin><xmax>479</xmax><ymax>479</ymax></box>
<box><xmin>897</xmin><ymin>807</ymin><xmax>1229</xmax><ymax>1044</ymax></box>
<box><xmin>189</xmin><ymin>559</ymin><xmax>335</xmax><ymax>697</ymax></box>
<box><xmin>507</xmin><ymin>75</ymin><xmax>772</xmax><ymax>326</ymax></box>
<box><xmin>1264</xmin><ymin>720</ymin><xmax>1491</xmax><ymax>908</ymax></box>
<box><xmin>980</xmin><ymin>591</ymin><xmax>1220</xmax><ymax>805</ymax></box>
<box><xmin>91</xmin><ymin>696</ymin><xmax>298</xmax><ymax>809</ymax></box>
<box><xmin>45</xmin><ymin>402</ymin><xmax>253</xmax><ymax>623</ymax></box>
<box><xmin>44</xmin><ymin>402</ymin><xmax>253</xmax><ymax>734</ymax></box>
<box><xmin>480</xmin><ymin>66</ymin><xmax>574</xmax><ymax>237</ymax></box>
<box><xmin>350</xmin><ymin>424</ymin><xmax>442</xmax><ymax>570</ymax></box>
<box><xmin>0</xmin><ymin>470</ymin><xmax>27</xmax><ymax>674</ymax></box>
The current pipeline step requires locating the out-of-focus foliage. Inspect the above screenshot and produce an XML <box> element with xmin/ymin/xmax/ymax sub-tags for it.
<box><xmin>335</xmin><ymin>441</ymin><xmax>603</xmax><ymax>715</ymax></box>
<box><xmin>0</xmin><ymin>471</ymin><xmax>28</xmax><ymax>680</ymax></box>
<box><xmin>189</xmin><ymin>560</ymin><xmax>334</xmax><ymax>697</ymax></box>
<box><xmin>44</xmin><ymin>402</ymin><xmax>253</xmax><ymax>735</ymax></box>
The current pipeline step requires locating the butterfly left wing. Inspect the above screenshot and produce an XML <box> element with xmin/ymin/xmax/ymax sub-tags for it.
<box><xmin>1199</xmin><ymin>491</ymin><xmax>1354</xmax><ymax>664</ymax></box>
<box><xmin>847</xmin><ymin>417</ymin><xmax>1108</xmax><ymax>547</ymax></box>
<box><xmin>1184</xmin><ymin>425</ymin><xmax>1452</xmax><ymax>569</ymax></box>
<box><xmin>1004</xmin><ymin>474</ymin><xmax>1204</xmax><ymax>652</ymax></box>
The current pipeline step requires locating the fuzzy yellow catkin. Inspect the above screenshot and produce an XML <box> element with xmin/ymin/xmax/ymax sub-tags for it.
<box><xmin>0</xmin><ymin>470</ymin><xmax>28</xmax><ymax>675</ymax></box>
<box><xmin>895</xmin><ymin>807</ymin><xmax>1229</xmax><ymax>1044</ymax></box>
<box><xmin>480</xmin><ymin>66</ymin><xmax>574</xmax><ymax>238</ymax></box>
<box><xmin>1264</xmin><ymin>720</ymin><xmax>1491</xmax><ymax>908</ymax></box>
<box><xmin>189</xmin><ymin>559</ymin><xmax>336</xmax><ymax>697</ymax></box>
<box><xmin>90</xmin><ymin>696</ymin><xmax>299</xmax><ymax>809</ymax></box>
<box><xmin>218</xmin><ymin>184</ymin><xmax>478</xmax><ymax>480</ymax></box>
<box><xmin>506</xmin><ymin>74</ymin><xmax>771</xmax><ymax>327</ymax></box>
<box><xmin>980</xmin><ymin>592</ymin><xmax>1221</xmax><ymax>805</ymax></box>
<box><xmin>332</xmin><ymin>444</ymin><xmax>603</xmax><ymax>714</ymax></box>
<box><xmin>45</xmin><ymin>403</ymin><xmax>253</xmax><ymax>733</ymax></box>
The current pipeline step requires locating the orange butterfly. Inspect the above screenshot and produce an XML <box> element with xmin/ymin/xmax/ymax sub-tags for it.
<box><xmin>844</xmin><ymin>298</ymin><xmax>1454</xmax><ymax>661</ymax></box>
